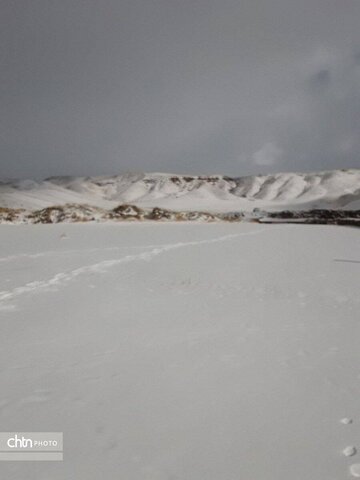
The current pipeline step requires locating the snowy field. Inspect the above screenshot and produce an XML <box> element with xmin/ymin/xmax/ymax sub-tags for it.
<box><xmin>0</xmin><ymin>223</ymin><xmax>359</xmax><ymax>479</ymax></box>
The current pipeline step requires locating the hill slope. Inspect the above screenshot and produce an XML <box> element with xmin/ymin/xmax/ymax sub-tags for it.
<box><xmin>0</xmin><ymin>169</ymin><xmax>359</xmax><ymax>212</ymax></box>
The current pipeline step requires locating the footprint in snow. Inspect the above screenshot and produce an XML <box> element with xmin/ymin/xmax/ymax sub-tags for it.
<box><xmin>341</xmin><ymin>417</ymin><xmax>353</xmax><ymax>425</ymax></box>
<box><xmin>350</xmin><ymin>464</ymin><xmax>360</xmax><ymax>477</ymax></box>
<box><xmin>344</xmin><ymin>446</ymin><xmax>357</xmax><ymax>457</ymax></box>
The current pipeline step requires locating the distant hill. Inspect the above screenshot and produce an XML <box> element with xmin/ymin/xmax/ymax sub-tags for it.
<box><xmin>1</xmin><ymin>169</ymin><xmax>359</xmax><ymax>213</ymax></box>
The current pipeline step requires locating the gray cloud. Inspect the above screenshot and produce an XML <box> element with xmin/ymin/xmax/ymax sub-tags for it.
<box><xmin>253</xmin><ymin>143</ymin><xmax>283</xmax><ymax>167</ymax></box>
<box><xmin>1</xmin><ymin>0</ymin><xmax>360</xmax><ymax>179</ymax></box>
<box><xmin>308</xmin><ymin>69</ymin><xmax>331</xmax><ymax>93</ymax></box>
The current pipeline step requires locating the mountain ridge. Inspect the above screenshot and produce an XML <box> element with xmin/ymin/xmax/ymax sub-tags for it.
<box><xmin>1</xmin><ymin>169</ymin><xmax>359</xmax><ymax>212</ymax></box>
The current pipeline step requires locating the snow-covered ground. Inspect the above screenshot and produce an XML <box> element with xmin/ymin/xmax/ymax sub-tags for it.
<box><xmin>0</xmin><ymin>223</ymin><xmax>359</xmax><ymax>479</ymax></box>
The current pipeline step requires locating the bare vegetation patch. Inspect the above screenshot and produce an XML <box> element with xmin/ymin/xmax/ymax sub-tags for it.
<box><xmin>0</xmin><ymin>204</ymin><xmax>358</xmax><ymax>226</ymax></box>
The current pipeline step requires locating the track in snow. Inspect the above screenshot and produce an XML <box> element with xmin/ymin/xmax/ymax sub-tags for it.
<box><xmin>0</xmin><ymin>229</ymin><xmax>266</xmax><ymax>309</ymax></box>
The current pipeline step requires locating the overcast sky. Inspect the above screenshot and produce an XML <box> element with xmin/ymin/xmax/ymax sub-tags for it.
<box><xmin>1</xmin><ymin>0</ymin><xmax>360</xmax><ymax>179</ymax></box>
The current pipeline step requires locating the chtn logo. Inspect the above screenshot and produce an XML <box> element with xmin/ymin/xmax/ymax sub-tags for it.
<box><xmin>7</xmin><ymin>435</ymin><xmax>33</xmax><ymax>449</ymax></box>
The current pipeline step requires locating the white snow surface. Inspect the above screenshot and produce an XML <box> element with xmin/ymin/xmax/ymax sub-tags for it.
<box><xmin>0</xmin><ymin>222</ymin><xmax>359</xmax><ymax>479</ymax></box>
<box><xmin>1</xmin><ymin>169</ymin><xmax>359</xmax><ymax>212</ymax></box>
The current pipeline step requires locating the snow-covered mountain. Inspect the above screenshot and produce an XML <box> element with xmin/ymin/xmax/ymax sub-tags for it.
<box><xmin>0</xmin><ymin>169</ymin><xmax>359</xmax><ymax>212</ymax></box>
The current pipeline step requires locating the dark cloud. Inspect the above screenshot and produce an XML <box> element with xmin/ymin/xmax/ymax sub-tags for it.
<box><xmin>308</xmin><ymin>69</ymin><xmax>331</xmax><ymax>93</ymax></box>
<box><xmin>1</xmin><ymin>0</ymin><xmax>360</xmax><ymax>179</ymax></box>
